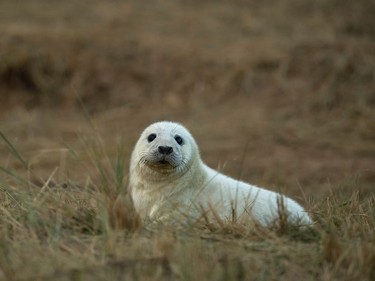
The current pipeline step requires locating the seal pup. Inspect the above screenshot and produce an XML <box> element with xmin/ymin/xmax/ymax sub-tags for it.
<box><xmin>129</xmin><ymin>121</ymin><xmax>312</xmax><ymax>226</ymax></box>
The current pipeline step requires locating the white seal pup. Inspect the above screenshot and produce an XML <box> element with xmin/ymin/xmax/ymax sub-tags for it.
<box><xmin>129</xmin><ymin>121</ymin><xmax>312</xmax><ymax>226</ymax></box>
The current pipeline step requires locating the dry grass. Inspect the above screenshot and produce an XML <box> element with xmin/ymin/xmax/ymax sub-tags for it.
<box><xmin>0</xmin><ymin>135</ymin><xmax>374</xmax><ymax>281</ymax></box>
<box><xmin>0</xmin><ymin>0</ymin><xmax>374</xmax><ymax>280</ymax></box>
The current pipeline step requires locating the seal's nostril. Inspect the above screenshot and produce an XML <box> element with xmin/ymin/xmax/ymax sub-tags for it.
<box><xmin>158</xmin><ymin>146</ymin><xmax>173</xmax><ymax>155</ymax></box>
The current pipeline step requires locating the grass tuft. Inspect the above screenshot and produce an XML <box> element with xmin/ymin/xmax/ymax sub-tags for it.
<box><xmin>0</xmin><ymin>129</ymin><xmax>373</xmax><ymax>280</ymax></box>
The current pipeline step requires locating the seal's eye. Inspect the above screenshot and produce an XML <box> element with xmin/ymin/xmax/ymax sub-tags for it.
<box><xmin>174</xmin><ymin>135</ymin><xmax>183</xmax><ymax>145</ymax></box>
<box><xmin>147</xmin><ymin>133</ymin><xmax>156</xmax><ymax>143</ymax></box>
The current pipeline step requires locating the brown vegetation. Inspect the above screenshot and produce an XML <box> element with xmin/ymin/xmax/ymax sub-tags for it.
<box><xmin>0</xmin><ymin>0</ymin><xmax>374</xmax><ymax>280</ymax></box>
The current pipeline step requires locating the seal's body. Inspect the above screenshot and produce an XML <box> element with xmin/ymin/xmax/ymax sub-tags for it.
<box><xmin>129</xmin><ymin>121</ymin><xmax>312</xmax><ymax>226</ymax></box>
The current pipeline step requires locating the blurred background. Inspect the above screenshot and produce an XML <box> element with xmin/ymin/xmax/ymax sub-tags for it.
<box><xmin>0</xmin><ymin>0</ymin><xmax>374</xmax><ymax>201</ymax></box>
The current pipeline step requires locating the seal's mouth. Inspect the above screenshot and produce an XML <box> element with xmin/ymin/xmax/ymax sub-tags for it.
<box><xmin>143</xmin><ymin>159</ymin><xmax>176</xmax><ymax>170</ymax></box>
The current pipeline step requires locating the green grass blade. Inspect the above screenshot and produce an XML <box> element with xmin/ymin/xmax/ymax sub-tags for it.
<box><xmin>0</xmin><ymin>130</ymin><xmax>29</xmax><ymax>169</ymax></box>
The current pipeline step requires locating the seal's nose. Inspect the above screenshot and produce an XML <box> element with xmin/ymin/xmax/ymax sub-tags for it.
<box><xmin>158</xmin><ymin>146</ymin><xmax>173</xmax><ymax>155</ymax></box>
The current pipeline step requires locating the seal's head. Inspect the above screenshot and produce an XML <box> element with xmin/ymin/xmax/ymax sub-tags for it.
<box><xmin>130</xmin><ymin>121</ymin><xmax>199</xmax><ymax>180</ymax></box>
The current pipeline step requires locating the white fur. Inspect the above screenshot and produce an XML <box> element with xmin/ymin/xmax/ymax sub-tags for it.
<box><xmin>129</xmin><ymin>121</ymin><xmax>312</xmax><ymax>226</ymax></box>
